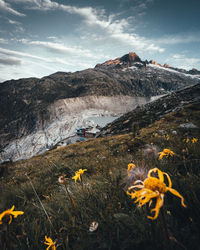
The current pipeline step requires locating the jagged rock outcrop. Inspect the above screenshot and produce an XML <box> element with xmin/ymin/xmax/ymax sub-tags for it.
<box><xmin>120</xmin><ymin>52</ymin><xmax>142</xmax><ymax>66</ymax></box>
<box><xmin>96</xmin><ymin>52</ymin><xmax>200</xmax><ymax>77</ymax></box>
<box><xmin>96</xmin><ymin>52</ymin><xmax>142</xmax><ymax>67</ymax></box>
<box><xmin>163</xmin><ymin>64</ymin><xmax>170</xmax><ymax>68</ymax></box>
<box><xmin>149</xmin><ymin>60</ymin><xmax>162</xmax><ymax>67</ymax></box>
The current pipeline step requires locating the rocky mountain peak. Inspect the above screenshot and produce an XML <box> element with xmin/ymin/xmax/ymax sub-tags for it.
<box><xmin>120</xmin><ymin>52</ymin><xmax>142</xmax><ymax>64</ymax></box>
<box><xmin>95</xmin><ymin>52</ymin><xmax>200</xmax><ymax>77</ymax></box>
<box><xmin>95</xmin><ymin>52</ymin><xmax>141</xmax><ymax>68</ymax></box>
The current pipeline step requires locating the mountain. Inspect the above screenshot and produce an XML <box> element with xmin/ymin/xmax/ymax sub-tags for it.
<box><xmin>96</xmin><ymin>52</ymin><xmax>200</xmax><ymax>76</ymax></box>
<box><xmin>1</xmin><ymin>79</ymin><xmax>200</xmax><ymax>250</ymax></box>
<box><xmin>99</xmin><ymin>83</ymin><xmax>200</xmax><ymax>136</ymax></box>
<box><xmin>0</xmin><ymin>52</ymin><xmax>200</xmax><ymax>163</ymax></box>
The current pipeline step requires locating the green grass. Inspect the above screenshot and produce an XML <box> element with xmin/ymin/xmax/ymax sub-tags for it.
<box><xmin>0</xmin><ymin>103</ymin><xmax>200</xmax><ymax>249</ymax></box>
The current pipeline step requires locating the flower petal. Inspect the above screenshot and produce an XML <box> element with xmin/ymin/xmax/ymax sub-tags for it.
<box><xmin>11</xmin><ymin>211</ymin><xmax>24</xmax><ymax>218</ymax></box>
<box><xmin>168</xmin><ymin>188</ymin><xmax>186</xmax><ymax>207</ymax></box>
<box><xmin>148</xmin><ymin>168</ymin><xmax>159</xmax><ymax>178</ymax></box>
<box><xmin>148</xmin><ymin>194</ymin><xmax>164</xmax><ymax>220</ymax></box>
<box><xmin>163</xmin><ymin>172</ymin><xmax>172</xmax><ymax>188</ymax></box>
<box><xmin>156</xmin><ymin>169</ymin><xmax>164</xmax><ymax>182</ymax></box>
<box><xmin>10</xmin><ymin>205</ymin><xmax>15</xmax><ymax>211</ymax></box>
<box><xmin>8</xmin><ymin>215</ymin><xmax>12</xmax><ymax>224</ymax></box>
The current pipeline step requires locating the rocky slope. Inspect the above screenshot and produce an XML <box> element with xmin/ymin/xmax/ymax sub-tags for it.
<box><xmin>99</xmin><ymin>83</ymin><xmax>200</xmax><ymax>136</ymax></box>
<box><xmin>0</xmin><ymin>95</ymin><xmax>149</xmax><ymax>162</ymax></box>
<box><xmin>0</xmin><ymin>52</ymin><xmax>200</xmax><ymax>163</ymax></box>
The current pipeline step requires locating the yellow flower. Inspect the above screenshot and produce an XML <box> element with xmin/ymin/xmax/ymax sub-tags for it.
<box><xmin>186</xmin><ymin>138</ymin><xmax>190</xmax><ymax>143</ymax></box>
<box><xmin>77</xmin><ymin>169</ymin><xmax>87</xmax><ymax>175</ymax></box>
<box><xmin>165</xmin><ymin>134</ymin><xmax>170</xmax><ymax>141</ymax></box>
<box><xmin>72</xmin><ymin>173</ymin><xmax>80</xmax><ymax>183</ymax></box>
<box><xmin>127</xmin><ymin>163</ymin><xmax>136</xmax><ymax>176</ymax></box>
<box><xmin>158</xmin><ymin>149</ymin><xmax>175</xmax><ymax>160</ymax></box>
<box><xmin>72</xmin><ymin>169</ymin><xmax>87</xmax><ymax>183</ymax></box>
<box><xmin>0</xmin><ymin>205</ymin><xmax>24</xmax><ymax>225</ymax></box>
<box><xmin>127</xmin><ymin>163</ymin><xmax>136</xmax><ymax>171</ymax></box>
<box><xmin>127</xmin><ymin>168</ymin><xmax>186</xmax><ymax>220</ymax></box>
<box><xmin>192</xmin><ymin>138</ymin><xmax>198</xmax><ymax>143</ymax></box>
<box><xmin>44</xmin><ymin>236</ymin><xmax>56</xmax><ymax>250</ymax></box>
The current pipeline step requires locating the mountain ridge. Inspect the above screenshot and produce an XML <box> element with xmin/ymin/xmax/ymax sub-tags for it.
<box><xmin>99</xmin><ymin>83</ymin><xmax>200</xmax><ymax>137</ymax></box>
<box><xmin>95</xmin><ymin>51</ymin><xmax>200</xmax><ymax>75</ymax></box>
<box><xmin>0</xmin><ymin>51</ymin><xmax>200</xmax><ymax>163</ymax></box>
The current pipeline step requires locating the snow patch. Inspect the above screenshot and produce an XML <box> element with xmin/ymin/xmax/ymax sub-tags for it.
<box><xmin>122</xmin><ymin>66</ymin><xmax>138</xmax><ymax>71</ymax></box>
<box><xmin>147</xmin><ymin>64</ymin><xmax>200</xmax><ymax>79</ymax></box>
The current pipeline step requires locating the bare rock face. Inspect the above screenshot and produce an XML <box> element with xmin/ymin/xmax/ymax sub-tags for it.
<box><xmin>0</xmin><ymin>95</ymin><xmax>149</xmax><ymax>163</ymax></box>
<box><xmin>96</xmin><ymin>52</ymin><xmax>142</xmax><ymax>67</ymax></box>
<box><xmin>163</xmin><ymin>64</ymin><xmax>170</xmax><ymax>68</ymax></box>
<box><xmin>101</xmin><ymin>58</ymin><xmax>121</xmax><ymax>66</ymax></box>
<box><xmin>120</xmin><ymin>52</ymin><xmax>142</xmax><ymax>66</ymax></box>
<box><xmin>149</xmin><ymin>60</ymin><xmax>162</xmax><ymax>67</ymax></box>
<box><xmin>0</xmin><ymin>51</ymin><xmax>200</xmax><ymax>163</ymax></box>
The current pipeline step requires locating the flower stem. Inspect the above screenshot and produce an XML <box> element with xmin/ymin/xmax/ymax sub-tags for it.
<box><xmin>80</xmin><ymin>176</ymin><xmax>84</xmax><ymax>191</ymax></box>
<box><xmin>160</xmin><ymin>207</ymin><xmax>172</xmax><ymax>250</ymax></box>
<box><xmin>64</xmin><ymin>183</ymin><xmax>76</xmax><ymax>208</ymax></box>
<box><xmin>25</xmin><ymin>173</ymin><xmax>54</xmax><ymax>229</ymax></box>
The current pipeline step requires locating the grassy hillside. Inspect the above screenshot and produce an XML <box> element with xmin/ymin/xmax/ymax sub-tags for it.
<box><xmin>0</xmin><ymin>103</ymin><xmax>200</xmax><ymax>250</ymax></box>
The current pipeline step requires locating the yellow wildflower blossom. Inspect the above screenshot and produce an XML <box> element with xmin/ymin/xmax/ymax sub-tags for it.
<box><xmin>72</xmin><ymin>173</ymin><xmax>80</xmax><ymax>183</ymax></box>
<box><xmin>72</xmin><ymin>169</ymin><xmax>87</xmax><ymax>183</ymax></box>
<box><xmin>165</xmin><ymin>134</ymin><xmax>170</xmax><ymax>141</ymax></box>
<box><xmin>77</xmin><ymin>169</ymin><xmax>87</xmax><ymax>175</ymax></box>
<box><xmin>0</xmin><ymin>205</ymin><xmax>24</xmax><ymax>225</ymax></box>
<box><xmin>127</xmin><ymin>163</ymin><xmax>136</xmax><ymax>176</ymax></box>
<box><xmin>44</xmin><ymin>236</ymin><xmax>56</xmax><ymax>250</ymax></box>
<box><xmin>127</xmin><ymin>168</ymin><xmax>186</xmax><ymax>220</ymax></box>
<box><xmin>127</xmin><ymin>163</ymin><xmax>136</xmax><ymax>171</ymax></box>
<box><xmin>158</xmin><ymin>149</ymin><xmax>175</xmax><ymax>160</ymax></box>
<box><xmin>192</xmin><ymin>138</ymin><xmax>198</xmax><ymax>143</ymax></box>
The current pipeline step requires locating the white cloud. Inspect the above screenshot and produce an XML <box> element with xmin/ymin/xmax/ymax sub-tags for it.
<box><xmin>59</xmin><ymin>4</ymin><xmax>164</xmax><ymax>52</ymax></box>
<box><xmin>0</xmin><ymin>46</ymin><xmax>95</xmax><ymax>69</ymax></box>
<box><xmin>167</xmin><ymin>54</ymin><xmax>200</xmax><ymax>70</ymax></box>
<box><xmin>11</xmin><ymin>0</ymin><xmax>164</xmax><ymax>52</ymax></box>
<box><xmin>55</xmin><ymin>58</ymin><xmax>92</xmax><ymax>69</ymax></box>
<box><xmin>11</xmin><ymin>0</ymin><xmax>59</xmax><ymax>10</ymax></box>
<box><xmin>0</xmin><ymin>38</ymin><xmax>8</xmax><ymax>43</ymax></box>
<box><xmin>0</xmin><ymin>47</ymin><xmax>51</xmax><ymax>62</ymax></box>
<box><xmin>156</xmin><ymin>33</ymin><xmax>200</xmax><ymax>45</ymax></box>
<box><xmin>0</xmin><ymin>77</ymin><xmax>5</xmax><ymax>82</ymax></box>
<box><xmin>47</xmin><ymin>36</ymin><xmax>57</xmax><ymax>40</ymax></box>
<box><xmin>172</xmin><ymin>54</ymin><xmax>200</xmax><ymax>64</ymax></box>
<box><xmin>8</xmin><ymin>19</ymin><xmax>21</xmax><ymax>25</ymax></box>
<box><xmin>0</xmin><ymin>56</ymin><xmax>22</xmax><ymax>65</ymax></box>
<box><xmin>0</xmin><ymin>0</ymin><xmax>25</xmax><ymax>16</ymax></box>
<box><xmin>27</xmin><ymin>40</ymin><xmax>100</xmax><ymax>59</ymax></box>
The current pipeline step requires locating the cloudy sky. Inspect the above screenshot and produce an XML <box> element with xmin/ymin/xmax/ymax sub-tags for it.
<box><xmin>0</xmin><ymin>0</ymin><xmax>200</xmax><ymax>81</ymax></box>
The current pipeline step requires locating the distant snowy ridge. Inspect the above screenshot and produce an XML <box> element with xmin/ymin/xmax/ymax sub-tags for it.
<box><xmin>147</xmin><ymin>64</ymin><xmax>200</xmax><ymax>79</ymax></box>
